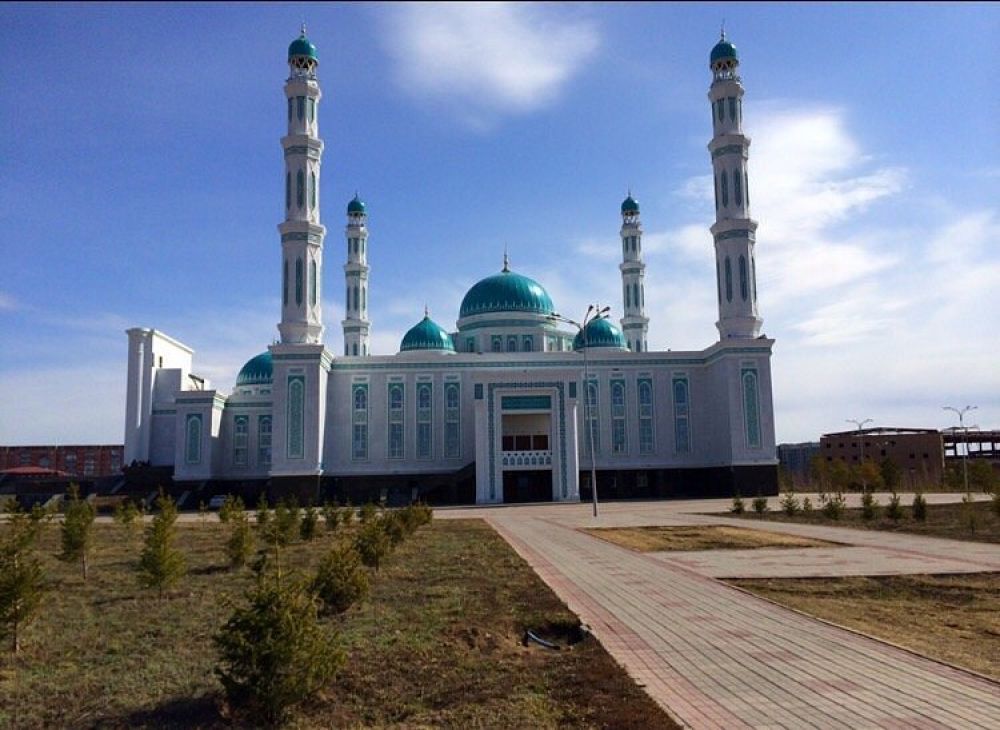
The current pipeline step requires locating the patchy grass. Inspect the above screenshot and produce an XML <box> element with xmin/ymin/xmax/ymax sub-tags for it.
<box><xmin>727</xmin><ymin>499</ymin><xmax>1000</xmax><ymax>543</ymax></box>
<box><xmin>585</xmin><ymin>525</ymin><xmax>838</xmax><ymax>552</ymax></box>
<box><xmin>728</xmin><ymin>573</ymin><xmax>1000</xmax><ymax>681</ymax></box>
<box><xmin>0</xmin><ymin>519</ymin><xmax>675</xmax><ymax>729</ymax></box>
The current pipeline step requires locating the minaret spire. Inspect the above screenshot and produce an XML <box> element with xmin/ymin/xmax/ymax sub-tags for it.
<box><xmin>619</xmin><ymin>191</ymin><xmax>649</xmax><ymax>351</ymax></box>
<box><xmin>708</xmin><ymin>31</ymin><xmax>762</xmax><ymax>339</ymax></box>
<box><xmin>342</xmin><ymin>193</ymin><xmax>371</xmax><ymax>356</ymax></box>
<box><xmin>502</xmin><ymin>246</ymin><xmax>510</xmax><ymax>272</ymax></box>
<box><xmin>277</xmin><ymin>26</ymin><xmax>325</xmax><ymax>345</ymax></box>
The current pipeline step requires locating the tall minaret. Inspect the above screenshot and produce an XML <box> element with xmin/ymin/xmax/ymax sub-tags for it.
<box><xmin>619</xmin><ymin>193</ymin><xmax>649</xmax><ymax>352</ymax></box>
<box><xmin>342</xmin><ymin>194</ymin><xmax>371</xmax><ymax>356</ymax></box>
<box><xmin>708</xmin><ymin>31</ymin><xmax>762</xmax><ymax>339</ymax></box>
<box><xmin>277</xmin><ymin>26</ymin><xmax>326</xmax><ymax>345</ymax></box>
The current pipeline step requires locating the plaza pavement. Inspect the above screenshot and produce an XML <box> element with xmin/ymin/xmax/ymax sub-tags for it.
<box><xmin>441</xmin><ymin>496</ymin><xmax>1000</xmax><ymax>729</ymax></box>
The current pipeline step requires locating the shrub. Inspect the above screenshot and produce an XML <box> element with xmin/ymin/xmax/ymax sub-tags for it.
<box><xmin>219</xmin><ymin>494</ymin><xmax>245</xmax><ymax>524</ymax></box>
<box><xmin>300</xmin><ymin>504</ymin><xmax>318</xmax><ymax>542</ymax></box>
<box><xmin>137</xmin><ymin>491</ymin><xmax>186</xmax><ymax>598</ymax></box>
<box><xmin>358</xmin><ymin>502</ymin><xmax>378</xmax><ymax>525</ymax></box>
<box><xmin>321</xmin><ymin>501</ymin><xmax>340</xmax><ymax>532</ymax></box>
<box><xmin>780</xmin><ymin>490</ymin><xmax>800</xmax><ymax>516</ymax></box>
<box><xmin>256</xmin><ymin>494</ymin><xmax>270</xmax><ymax>530</ymax></box>
<box><xmin>227</xmin><ymin>513</ymin><xmax>255</xmax><ymax>571</ymax></box>
<box><xmin>270</xmin><ymin>498</ymin><xmax>300</xmax><ymax>547</ymax></box>
<box><xmin>114</xmin><ymin>500</ymin><xmax>142</xmax><ymax>540</ymax></box>
<box><xmin>752</xmin><ymin>495</ymin><xmax>769</xmax><ymax>516</ymax></box>
<box><xmin>60</xmin><ymin>484</ymin><xmax>96</xmax><ymax>580</ymax></box>
<box><xmin>339</xmin><ymin>504</ymin><xmax>355</xmax><ymax>528</ymax></box>
<box><xmin>821</xmin><ymin>491</ymin><xmax>846</xmax><ymax>520</ymax></box>
<box><xmin>860</xmin><ymin>490</ymin><xmax>879</xmax><ymax>521</ymax></box>
<box><xmin>214</xmin><ymin>576</ymin><xmax>343</xmax><ymax>725</ymax></box>
<box><xmin>961</xmin><ymin>491</ymin><xmax>977</xmax><ymax>534</ymax></box>
<box><xmin>885</xmin><ymin>491</ymin><xmax>903</xmax><ymax>521</ymax></box>
<box><xmin>801</xmin><ymin>496</ymin><xmax>814</xmax><ymax>515</ymax></box>
<box><xmin>355</xmin><ymin>519</ymin><xmax>390</xmax><ymax>573</ymax></box>
<box><xmin>912</xmin><ymin>492</ymin><xmax>928</xmax><ymax>522</ymax></box>
<box><xmin>381</xmin><ymin>512</ymin><xmax>406</xmax><ymax>547</ymax></box>
<box><xmin>0</xmin><ymin>509</ymin><xmax>47</xmax><ymax>654</ymax></box>
<box><xmin>311</xmin><ymin>543</ymin><xmax>370</xmax><ymax>616</ymax></box>
<box><xmin>730</xmin><ymin>493</ymin><xmax>745</xmax><ymax>515</ymax></box>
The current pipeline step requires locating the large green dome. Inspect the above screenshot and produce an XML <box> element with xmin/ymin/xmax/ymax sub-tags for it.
<box><xmin>573</xmin><ymin>317</ymin><xmax>628</xmax><ymax>351</ymax></box>
<box><xmin>288</xmin><ymin>33</ymin><xmax>318</xmax><ymax>61</ymax></box>
<box><xmin>459</xmin><ymin>268</ymin><xmax>555</xmax><ymax>319</ymax></box>
<box><xmin>236</xmin><ymin>351</ymin><xmax>273</xmax><ymax>386</ymax></box>
<box><xmin>400</xmin><ymin>315</ymin><xmax>455</xmax><ymax>352</ymax></box>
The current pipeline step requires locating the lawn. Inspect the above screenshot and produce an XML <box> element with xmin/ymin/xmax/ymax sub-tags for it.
<box><xmin>730</xmin><ymin>499</ymin><xmax>1000</xmax><ymax>543</ymax></box>
<box><xmin>0</xmin><ymin>517</ymin><xmax>676</xmax><ymax>729</ymax></box>
<box><xmin>584</xmin><ymin>525</ymin><xmax>838</xmax><ymax>552</ymax></box>
<box><xmin>728</xmin><ymin>572</ymin><xmax>1000</xmax><ymax>681</ymax></box>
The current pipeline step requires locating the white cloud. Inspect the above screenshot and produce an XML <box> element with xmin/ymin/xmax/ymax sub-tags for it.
<box><xmin>380</xmin><ymin>3</ymin><xmax>599</xmax><ymax>127</ymax></box>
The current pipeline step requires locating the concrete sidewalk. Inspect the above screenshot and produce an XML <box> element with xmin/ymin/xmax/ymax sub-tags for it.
<box><xmin>463</xmin><ymin>501</ymin><xmax>1000</xmax><ymax>729</ymax></box>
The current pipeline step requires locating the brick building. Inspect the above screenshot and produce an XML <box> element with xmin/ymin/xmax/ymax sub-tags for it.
<box><xmin>819</xmin><ymin>428</ymin><xmax>944</xmax><ymax>488</ymax></box>
<box><xmin>0</xmin><ymin>445</ymin><xmax>123</xmax><ymax>478</ymax></box>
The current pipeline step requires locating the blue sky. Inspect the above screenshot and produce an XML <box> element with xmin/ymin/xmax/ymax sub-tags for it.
<box><xmin>1</xmin><ymin>2</ymin><xmax>998</xmax><ymax>445</ymax></box>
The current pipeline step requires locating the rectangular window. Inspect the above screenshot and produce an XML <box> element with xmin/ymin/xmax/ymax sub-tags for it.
<box><xmin>307</xmin><ymin>97</ymin><xmax>315</xmax><ymax>122</ymax></box>
<box><xmin>638</xmin><ymin>378</ymin><xmax>654</xmax><ymax>454</ymax></box>
<box><xmin>417</xmin><ymin>383</ymin><xmax>432</xmax><ymax>459</ymax></box>
<box><xmin>233</xmin><ymin>415</ymin><xmax>248</xmax><ymax>466</ymax></box>
<box><xmin>445</xmin><ymin>383</ymin><xmax>460</xmax><ymax>457</ymax></box>
<box><xmin>258</xmin><ymin>415</ymin><xmax>272</xmax><ymax>467</ymax></box>
<box><xmin>611</xmin><ymin>380</ymin><xmax>626</xmax><ymax>454</ymax></box>
<box><xmin>287</xmin><ymin>376</ymin><xmax>305</xmax><ymax>459</ymax></box>
<box><xmin>388</xmin><ymin>383</ymin><xmax>404</xmax><ymax>459</ymax></box>
<box><xmin>352</xmin><ymin>385</ymin><xmax>368</xmax><ymax>460</ymax></box>
<box><xmin>728</xmin><ymin>96</ymin><xmax>736</xmax><ymax>120</ymax></box>
<box><xmin>185</xmin><ymin>414</ymin><xmax>203</xmax><ymax>464</ymax></box>
<box><xmin>673</xmin><ymin>377</ymin><xmax>690</xmax><ymax>453</ymax></box>
<box><xmin>296</xmin><ymin>95</ymin><xmax>305</xmax><ymax>120</ymax></box>
<box><xmin>532</xmin><ymin>434</ymin><xmax>549</xmax><ymax>450</ymax></box>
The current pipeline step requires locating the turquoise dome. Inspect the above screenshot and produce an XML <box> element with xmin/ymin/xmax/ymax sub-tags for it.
<box><xmin>710</xmin><ymin>37</ymin><xmax>738</xmax><ymax>64</ymax></box>
<box><xmin>573</xmin><ymin>317</ymin><xmax>628</xmax><ymax>351</ymax></box>
<box><xmin>347</xmin><ymin>194</ymin><xmax>366</xmax><ymax>214</ymax></box>
<box><xmin>236</xmin><ymin>351</ymin><xmax>273</xmax><ymax>386</ymax></box>
<box><xmin>288</xmin><ymin>33</ymin><xmax>318</xmax><ymax>61</ymax></box>
<box><xmin>459</xmin><ymin>268</ymin><xmax>555</xmax><ymax>319</ymax></box>
<box><xmin>621</xmin><ymin>195</ymin><xmax>639</xmax><ymax>214</ymax></box>
<box><xmin>400</xmin><ymin>315</ymin><xmax>455</xmax><ymax>352</ymax></box>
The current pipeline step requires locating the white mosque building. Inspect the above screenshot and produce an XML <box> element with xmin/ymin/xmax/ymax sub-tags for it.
<box><xmin>123</xmin><ymin>30</ymin><xmax>777</xmax><ymax>504</ymax></box>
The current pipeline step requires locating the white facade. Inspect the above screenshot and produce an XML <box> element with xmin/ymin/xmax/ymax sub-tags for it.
<box><xmin>123</xmin><ymin>31</ymin><xmax>778</xmax><ymax>503</ymax></box>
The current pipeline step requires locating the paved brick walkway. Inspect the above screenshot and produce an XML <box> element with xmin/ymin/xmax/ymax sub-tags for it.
<box><xmin>443</xmin><ymin>499</ymin><xmax>1000</xmax><ymax>728</ymax></box>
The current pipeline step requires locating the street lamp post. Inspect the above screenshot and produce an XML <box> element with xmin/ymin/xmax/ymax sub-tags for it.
<box><xmin>943</xmin><ymin>405</ymin><xmax>977</xmax><ymax>493</ymax></box>
<box><xmin>549</xmin><ymin>305</ymin><xmax>609</xmax><ymax>518</ymax></box>
<box><xmin>846</xmin><ymin>418</ymin><xmax>873</xmax><ymax>491</ymax></box>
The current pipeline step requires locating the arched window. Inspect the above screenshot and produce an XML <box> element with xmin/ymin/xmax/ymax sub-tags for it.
<box><xmin>283</xmin><ymin>260</ymin><xmax>288</xmax><ymax>306</ymax></box>
<box><xmin>285</xmin><ymin>172</ymin><xmax>290</xmax><ymax>210</ymax></box>
<box><xmin>633</xmin><ymin>283</ymin><xmax>640</xmax><ymax>310</ymax></box>
<box><xmin>361</xmin><ymin>286</ymin><xmax>366</xmax><ymax>312</ymax></box>
<box><xmin>507</xmin><ymin>336</ymin><xmax>517</xmax><ymax>352</ymax></box>
<box><xmin>287</xmin><ymin>98</ymin><xmax>292</xmax><ymax>123</ymax></box>
<box><xmin>751</xmin><ymin>253</ymin><xmax>758</xmax><ymax>302</ymax></box>
<box><xmin>625</xmin><ymin>284</ymin><xmax>631</xmax><ymax>308</ymax></box>
<box><xmin>673</xmin><ymin>377</ymin><xmax>690</xmax><ymax>453</ymax></box>
<box><xmin>739</xmin><ymin>255</ymin><xmax>748</xmax><ymax>301</ymax></box>
<box><xmin>725</xmin><ymin>257</ymin><xmax>733</xmax><ymax>302</ymax></box>
<box><xmin>721</xmin><ymin>170</ymin><xmax>729</xmax><ymax>207</ymax></box>
<box><xmin>418</xmin><ymin>384</ymin><xmax>431</xmax><ymax>410</ymax></box>
<box><xmin>389</xmin><ymin>385</ymin><xmax>403</xmax><ymax>410</ymax></box>
<box><xmin>742</xmin><ymin>369</ymin><xmax>761</xmax><ymax>448</ymax></box>
<box><xmin>611</xmin><ymin>381</ymin><xmax>626</xmax><ymax>454</ymax></box>
<box><xmin>734</xmin><ymin>167</ymin><xmax>742</xmax><ymax>206</ymax></box>
<box><xmin>353</xmin><ymin>387</ymin><xmax>367</xmax><ymax>411</ymax></box>
<box><xmin>446</xmin><ymin>383</ymin><xmax>459</xmax><ymax>410</ymax></box>
<box><xmin>641</xmin><ymin>284</ymin><xmax>645</xmax><ymax>307</ymax></box>
<box><xmin>715</xmin><ymin>257</ymin><xmax>722</xmax><ymax>306</ymax></box>
<box><xmin>310</xmin><ymin>172</ymin><xmax>317</xmax><ymax>209</ymax></box>
<box><xmin>296</xmin><ymin>170</ymin><xmax>304</xmax><ymax>209</ymax></box>
<box><xmin>714</xmin><ymin>174</ymin><xmax>719</xmax><ymax>210</ymax></box>
<box><xmin>296</xmin><ymin>96</ymin><xmax>304</xmax><ymax>121</ymax></box>
<box><xmin>744</xmin><ymin>170</ymin><xmax>750</xmax><ymax>208</ymax></box>
<box><xmin>353</xmin><ymin>285</ymin><xmax>359</xmax><ymax>312</ymax></box>
<box><xmin>307</xmin><ymin>97</ymin><xmax>315</xmax><ymax>123</ymax></box>
<box><xmin>728</xmin><ymin>97</ymin><xmax>736</xmax><ymax>121</ymax></box>
<box><xmin>638</xmin><ymin>379</ymin><xmax>653</xmax><ymax>454</ymax></box>
<box><xmin>185</xmin><ymin>415</ymin><xmax>202</xmax><ymax>464</ymax></box>
<box><xmin>345</xmin><ymin>285</ymin><xmax>350</xmax><ymax>311</ymax></box>
<box><xmin>287</xmin><ymin>377</ymin><xmax>304</xmax><ymax>458</ymax></box>
<box><xmin>352</xmin><ymin>343</ymin><xmax>358</xmax><ymax>356</ymax></box>
<box><xmin>295</xmin><ymin>258</ymin><xmax>303</xmax><ymax>306</ymax></box>
<box><xmin>310</xmin><ymin>260</ymin><xmax>317</xmax><ymax>306</ymax></box>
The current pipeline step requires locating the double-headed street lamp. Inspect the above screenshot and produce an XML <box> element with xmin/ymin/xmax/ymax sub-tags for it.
<box><xmin>943</xmin><ymin>405</ymin><xmax>977</xmax><ymax>494</ymax></box>
<box><xmin>846</xmin><ymin>418</ymin><xmax>873</xmax><ymax>491</ymax></box>
<box><xmin>549</xmin><ymin>304</ymin><xmax>610</xmax><ymax>518</ymax></box>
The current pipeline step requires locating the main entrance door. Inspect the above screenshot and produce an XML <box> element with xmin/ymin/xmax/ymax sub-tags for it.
<box><xmin>503</xmin><ymin>470</ymin><xmax>552</xmax><ymax>503</ymax></box>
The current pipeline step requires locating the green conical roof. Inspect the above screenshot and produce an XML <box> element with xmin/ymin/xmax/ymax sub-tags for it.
<box><xmin>573</xmin><ymin>317</ymin><xmax>628</xmax><ymax>351</ymax></box>
<box><xmin>400</xmin><ymin>315</ymin><xmax>455</xmax><ymax>352</ymax></box>
<box><xmin>236</xmin><ymin>351</ymin><xmax>273</xmax><ymax>386</ymax></box>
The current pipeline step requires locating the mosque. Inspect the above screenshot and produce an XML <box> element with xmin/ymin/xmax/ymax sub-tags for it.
<box><xmin>123</xmin><ymin>30</ymin><xmax>777</xmax><ymax>504</ymax></box>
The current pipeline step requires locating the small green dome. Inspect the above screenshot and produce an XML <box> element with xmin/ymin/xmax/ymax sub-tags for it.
<box><xmin>236</xmin><ymin>351</ymin><xmax>273</xmax><ymax>386</ymax></box>
<box><xmin>573</xmin><ymin>317</ymin><xmax>628</xmax><ymax>351</ymax></box>
<box><xmin>621</xmin><ymin>195</ymin><xmax>639</xmax><ymax>214</ymax></box>
<box><xmin>347</xmin><ymin>194</ymin><xmax>366</xmax><ymax>214</ymax></box>
<box><xmin>400</xmin><ymin>315</ymin><xmax>455</xmax><ymax>352</ymax></box>
<box><xmin>459</xmin><ymin>268</ymin><xmax>555</xmax><ymax>319</ymax></box>
<box><xmin>710</xmin><ymin>37</ymin><xmax>738</xmax><ymax>64</ymax></box>
<box><xmin>288</xmin><ymin>33</ymin><xmax>318</xmax><ymax>61</ymax></box>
